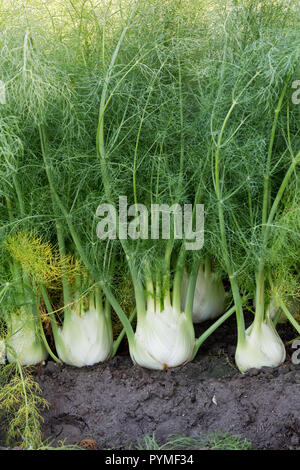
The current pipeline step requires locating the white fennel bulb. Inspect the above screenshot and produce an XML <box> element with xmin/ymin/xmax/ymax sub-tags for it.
<box><xmin>235</xmin><ymin>317</ymin><xmax>286</xmax><ymax>373</ymax></box>
<box><xmin>54</xmin><ymin>307</ymin><xmax>112</xmax><ymax>367</ymax></box>
<box><xmin>6</xmin><ymin>310</ymin><xmax>48</xmax><ymax>365</ymax></box>
<box><xmin>181</xmin><ymin>266</ymin><xmax>225</xmax><ymax>323</ymax></box>
<box><xmin>130</xmin><ymin>306</ymin><xmax>195</xmax><ymax>370</ymax></box>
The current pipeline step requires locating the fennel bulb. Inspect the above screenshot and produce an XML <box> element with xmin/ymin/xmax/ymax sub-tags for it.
<box><xmin>6</xmin><ymin>310</ymin><xmax>48</xmax><ymax>365</ymax></box>
<box><xmin>130</xmin><ymin>306</ymin><xmax>195</xmax><ymax>370</ymax></box>
<box><xmin>53</xmin><ymin>307</ymin><xmax>113</xmax><ymax>367</ymax></box>
<box><xmin>181</xmin><ymin>266</ymin><xmax>225</xmax><ymax>323</ymax></box>
<box><xmin>235</xmin><ymin>317</ymin><xmax>286</xmax><ymax>373</ymax></box>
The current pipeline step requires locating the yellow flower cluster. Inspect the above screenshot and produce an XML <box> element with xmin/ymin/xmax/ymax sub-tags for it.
<box><xmin>4</xmin><ymin>231</ymin><xmax>81</xmax><ymax>285</ymax></box>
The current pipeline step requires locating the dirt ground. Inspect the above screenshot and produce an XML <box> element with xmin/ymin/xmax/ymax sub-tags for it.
<box><xmin>34</xmin><ymin>317</ymin><xmax>300</xmax><ymax>450</ymax></box>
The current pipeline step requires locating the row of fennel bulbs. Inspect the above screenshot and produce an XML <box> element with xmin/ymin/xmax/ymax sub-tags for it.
<box><xmin>0</xmin><ymin>232</ymin><xmax>226</xmax><ymax>368</ymax></box>
<box><xmin>0</xmin><ymin>0</ymin><xmax>299</xmax><ymax>373</ymax></box>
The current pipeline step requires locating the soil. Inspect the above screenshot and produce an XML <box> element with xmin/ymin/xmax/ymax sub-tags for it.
<box><xmin>33</xmin><ymin>316</ymin><xmax>300</xmax><ymax>450</ymax></box>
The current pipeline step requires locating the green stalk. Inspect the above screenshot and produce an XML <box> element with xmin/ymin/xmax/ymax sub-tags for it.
<box><xmin>163</xmin><ymin>239</ymin><xmax>174</xmax><ymax>308</ymax></box>
<box><xmin>12</xmin><ymin>174</ymin><xmax>25</xmax><ymax>218</ymax></box>
<box><xmin>100</xmin><ymin>283</ymin><xmax>135</xmax><ymax>344</ymax></box>
<box><xmin>96</xmin><ymin>0</ymin><xmax>140</xmax><ymax>200</ymax></box>
<box><xmin>184</xmin><ymin>261</ymin><xmax>199</xmax><ymax>321</ymax></box>
<box><xmin>194</xmin><ymin>304</ymin><xmax>237</xmax><ymax>353</ymax></box>
<box><xmin>129</xmin><ymin>266</ymin><xmax>146</xmax><ymax>318</ymax></box>
<box><xmin>112</xmin><ymin>307</ymin><xmax>137</xmax><ymax>357</ymax></box>
<box><xmin>262</xmin><ymin>77</ymin><xmax>291</xmax><ymax>235</ymax></box>
<box><xmin>145</xmin><ymin>272</ymin><xmax>155</xmax><ymax>311</ymax></box>
<box><xmin>95</xmin><ymin>286</ymin><xmax>104</xmax><ymax>315</ymax></box>
<box><xmin>253</xmin><ymin>80</ymin><xmax>292</xmax><ymax>331</ymax></box>
<box><xmin>0</xmin><ymin>283</ymin><xmax>9</xmax><ymax>306</ymax></box>
<box><xmin>253</xmin><ymin>149</ymin><xmax>300</xmax><ymax>330</ymax></box>
<box><xmin>204</xmin><ymin>257</ymin><xmax>210</xmax><ymax>276</ymax></box>
<box><xmin>5</xmin><ymin>195</ymin><xmax>14</xmax><ymax>221</ymax></box>
<box><xmin>55</xmin><ymin>220</ymin><xmax>72</xmax><ymax>311</ymax></box>
<box><xmin>36</xmin><ymin>301</ymin><xmax>61</xmax><ymax>364</ymax></box>
<box><xmin>95</xmin><ymin>0</ymin><xmax>147</xmax><ymax>319</ymax></box>
<box><xmin>273</xmin><ymin>307</ymin><xmax>282</xmax><ymax>327</ymax></box>
<box><xmin>155</xmin><ymin>269</ymin><xmax>161</xmax><ymax>313</ymax></box>
<box><xmin>278</xmin><ymin>298</ymin><xmax>300</xmax><ymax>334</ymax></box>
<box><xmin>230</xmin><ymin>277</ymin><xmax>246</xmax><ymax>347</ymax></box>
<box><xmin>104</xmin><ymin>297</ymin><xmax>111</xmax><ymax>323</ymax></box>
<box><xmin>172</xmin><ymin>246</ymin><xmax>186</xmax><ymax>312</ymax></box>
<box><xmin>252</xmin><ymin>263</ymin><xmax>265</xmax><ymax>331</ymax></box>
<box><xmin>7</xmin><ymin>175</ymin><xmax>32</xmax><ymax>314</ymax></box>
<box><xmin>214</xmin><ymin>100</ymin><xmax>237</xmax><ymax>273</ymax></box>
<box><xmin>159</xmin><ymin>51</ymin><xmax>185</xmax><ymax>310</ymax></box>
<box><xmin>265</xmin><ymin>150</ymin><xmax>300</xmax><ymax>243</ymax></box>
<box><xmin>214</xmin><ymin>100</ymin><xmax>245</xmax><ymax>344</ymax></box>
<box><xmin>39</xmin><ymin>284</ymin><xmax>59</xmax><ymax>338</ymax></box>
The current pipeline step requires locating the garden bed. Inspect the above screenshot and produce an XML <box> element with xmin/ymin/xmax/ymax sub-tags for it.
<box><xmin>0</xmin><ymin>0</ymin><xmax>299</xmax><ymax>453</ymax></box>
<box><xmin>36</xmin><ymin>318</ymin><xmax>300</xmax><ymax>450</ymax></box>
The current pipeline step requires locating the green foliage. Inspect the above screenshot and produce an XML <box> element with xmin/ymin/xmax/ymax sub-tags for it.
<box><xmin>135</xmin><ymin>431</ymin><xmax>252</xmax><ymax>450</ymax></box>
<box><xmin>0</xmin><ymin>362</ymin><xmax>48</xmax><ymax>448</ymax></box>
<box><xmin>0</xmin><ymin>0</ymin><xmax>299</xmax><ymax>444</ymax></box>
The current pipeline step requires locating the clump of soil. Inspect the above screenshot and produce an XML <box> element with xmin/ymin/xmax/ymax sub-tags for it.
<box><xmin>34</xmin><ymin>317</ymin><xmax>300</xmax><ymax>450</ymax></box>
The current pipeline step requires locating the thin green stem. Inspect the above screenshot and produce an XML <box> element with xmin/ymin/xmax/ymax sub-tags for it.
<box><xmin>273</xmin><ymin>307</ymin><xmax>282</xmax><ymax>327</ymax></box>
<box><xmin>163</xmin><ymin>239</ymin><xmax>174</xmax><ymax>307</ymax></box>
<box><xmin>56</xmin><ymin>220</ymin><xmax>72</xmax><ymax>310</ymax></box>
<box><xmin>39</xmin><ymin>284</ymin><xmax>59</xmax><ymax>336</ymax></box>
<box><xmin>172</xmin><ymin>246</ymin><xmax>186</xmax><ymax>312</ymax></box>
<box><xmin>262</xmin><ymin>77</ymin><xmax>290</xmax><ymax>234</ymax></box>
<box><xmin>214</xmin><ymin>99</ymin><xmax>245</xmax><ymax>343</ymax></box>
<box><xmin>184</xmin><ymin>260</ymin><xmax>200</xmax><ymax>321</ymax></box>
<box><xmin>37</xmin><ymin>312</ymin><xmax>61</xmax><ymax>364</ymax></box>
<box><xmin>230</xmin><ymin>276</ymin><xmax>245</xmax><ymax>345</ymax></box>
<box><xmin>15</xmin><ymin>359</ymin><xmax>29</xmax><ymax>441</ymax></box>
<box><xmin>194</xmin><ymin>304</ymin><xmax>237</xmax><ymax>353</ymax></box>
<box><xmin>264</xmin><ymin>150</ymin><xmax>300</xmax><ymax>244</ymax></box>
<box><xmin>100</xmin><ymin>283</ymin><xmax>135</xmax><ymax>343</ymax></box>
<box><xmin>145</xmin><ymin>274</ymin><xmax>154</xmax><ymax>311</ymax></box>
<box><xmin>0</xmin><ymin>283</ymin><xmax>10</xmax><ymax>304</ymax></box>
<box><xmin>112</xmin><ymin>307</ymin><xmax>136</xmax><ymax>357</ymax></box>
<box><xmin>12</xmin><ymin>174</ymin><xmax>25</xmax><ymax>218</ymax></box>
<box><xmin>253</xmin><ymin>263</ymin><xmax>265</xmax><ymax>331</ymax></box>
<box><xmin>94</xmin><ymin>0</ymin><xmax>148</xmax><ymax>318</ymax></box>
<box><xmin>214</xmin><ymin>100</ymin><xmax>237</xmax><ymax>273</ymax></box>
